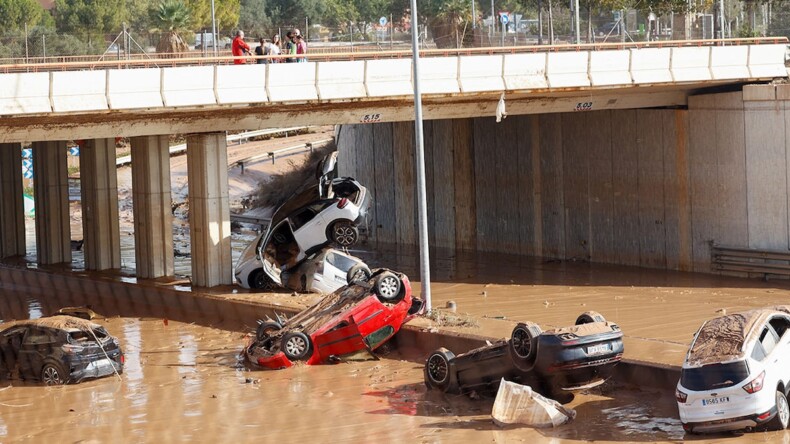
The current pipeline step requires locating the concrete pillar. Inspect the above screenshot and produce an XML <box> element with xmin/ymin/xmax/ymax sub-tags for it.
<box><xmin>187</xmin><ymin>133</ymin><xmax>232</xmax><ymax>287</ymax></box>
<box><xmin>32</xmin><ymin>141</ymin><xmax>71</xmax><ymax>265</ymax></box>
<box><xmin>0</xmin><ymin>144</ymin><xmax>26</xmax><ymax>258</ymax></box>
<box><xmin>80</xmin><ymin>138</ymin><xmax>121</xmax><ymax>270</ymax></box>
<box><xmin>130</xmin><ymin>136</ymin><xmax>174</xmax><ymax>279</ymax></box>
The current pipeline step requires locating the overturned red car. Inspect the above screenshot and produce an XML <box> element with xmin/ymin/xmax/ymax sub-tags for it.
<box><xmin>244</xmin><ymin>269</ymin><xmax>424</xmax><ymax>369</ymax></box>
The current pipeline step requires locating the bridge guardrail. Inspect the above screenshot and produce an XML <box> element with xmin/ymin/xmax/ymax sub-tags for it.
<box><xmin>0</xmin><ymin>39</ymin><xmax>787</xmax><ymax>117</ymax></box>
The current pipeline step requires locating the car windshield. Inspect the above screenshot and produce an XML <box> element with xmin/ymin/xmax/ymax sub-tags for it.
<box><xmin>68</xmin><ymin>327</ymin><xmax>109</xmax><ymax>343</ymax></box>
<box><xmin>680</xmin><ymin>361</ymin><xmax>750</xmax><ymax>391</ymax></box>
<box><xmin>326</xmin><ymin>252</ymin><xmax>359</xmax><ymax>272</ymax></box>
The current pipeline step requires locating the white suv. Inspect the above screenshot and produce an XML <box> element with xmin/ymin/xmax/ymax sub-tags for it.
<box><xmin>676</xmin><ymin>307</ymin><xmax>790</xmax><ymax>434</ymax></box>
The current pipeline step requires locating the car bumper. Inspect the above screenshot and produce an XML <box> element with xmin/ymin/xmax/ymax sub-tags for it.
<box><xmin>244</xmin><ymin>346</ymin><xmax>293</xmax><ymax>370</ymax></box>
<box><xmin>542</xmin><ymin>354</ymin><xmax>622</xmax><ymax>389</ymax></box>
<box><xmin>69</xmin><ymin>355</ymin><xmax>124</xmax><ymax>382</ymax></box>
<box><xmin>683</xmin><ymin>407</ymin><xmax>777</xmax><ymax>434</ymax></box>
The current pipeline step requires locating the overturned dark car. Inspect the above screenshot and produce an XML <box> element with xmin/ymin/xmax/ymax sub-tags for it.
<box><xmin>0</xmin><ymin>316</ymin><xmax>124</xmax><ymax>385</ymax></box>
<box><xmin>244</xmin><ymin>269</ymin><xmax>423</xmax><ymax>370</ymax></box>
<box><xmin>424</xmin><ymin>311</ymin><xmax>623</xmax><ymax>399</ymax></box>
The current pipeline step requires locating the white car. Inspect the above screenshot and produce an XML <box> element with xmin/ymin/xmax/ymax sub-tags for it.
<box><xmin>676</xmin><ymin>307</ymin><xmax>790</xmax><ymax>434</ymax></box>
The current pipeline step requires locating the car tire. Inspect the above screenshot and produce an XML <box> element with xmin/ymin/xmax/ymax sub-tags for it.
<box><xmin>346</xmin><ymin>264</ymin><xmax>371</xmax><ymax>285</ymax></box>
<box><xmin>373</xmin><ymin>272</ymin><xmax>402</xmax><ymax>303</ymax></box>
<box><xmin>256</xmin><ymin>321</ymin><xmax>283</xmax><ymax>342</ymax></box>
<box><xmin>329</xmin><ymin>221</ymin><xmax>359</xmax><ymax>248</ymax></box>
<box><xmin>424</xmin><ymin>348</ymin><xmax>455</xmax><ymax>392</ymax></box>
<box><xmin>41</xmin><ymin>361</ymin><xmax>68</xmax><ymax>385</ymax></box>
<box><xmin>281</xmin><ymin>332</ymin><xmax>312</xmax><ymax>361</ymax></box>
<box><xmin>767</xmin><ymin>390</ymin><xmax>790</xmax><ymax>431</ymax></box>
<box><xmin>509</xmin><ymin>322</ymin><xmax>542</xmax><ymax>372</ymax></box>
<box><xmin>249</xmin><ymin>269</ymin><xmax>272</xmax><ymax>290</ymax></box>
<box><xmin>575</xmin><ymin>311</ymin><xmax>606</xmax><ymax>325</ymax></box>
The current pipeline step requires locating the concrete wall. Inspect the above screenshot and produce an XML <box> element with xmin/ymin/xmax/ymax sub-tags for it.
<box><xmin>338</xmin><ymin>89</ymin><xmax>790</xmax><ymax>272</ymax></box>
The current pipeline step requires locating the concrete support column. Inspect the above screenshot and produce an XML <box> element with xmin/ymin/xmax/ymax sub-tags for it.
<box><xmin>0</xmin><ymin>144</ymin><xmax>26</xmax><ymax>258</ymax></box>
<box><xmin>187</xmin><ymin>133</ymin><xmax>231</xmax><ymax>287</ymax></box>
<box><xmin>80</xmin><ymin>138</ymin><xmax>121</xmax><ymax>270</ymax></box>
<box><xmin>131</xmin><ymin>136</ymin><xmax>174</xmax><ymax>279</ymax></box>
<box><xmin>32</xmin><ymin>141</ymin><xmax>71</xmax><ymax>265</ymax></box>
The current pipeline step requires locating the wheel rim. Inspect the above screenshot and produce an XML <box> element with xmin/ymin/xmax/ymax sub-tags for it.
<box><xmin>427</xmin><ymin>354</ymin><xmax>449</xmax><ymax>384</ymax></box>
<box><xmin>253</xmin><ymin>272</ymin><xmax>264</xmax><ymax>288</ymax></box>
<box><xmin>285</xmin><ymin>336</ymin><xmax>307</xmax><ymax>356</ymax></box>
<box><xmin>511</xmin><ymin>327</ymin><xmax>532</xmax><ymax>358</ymax></box>
<box><xmin>351</xmin><ymin>269</ymin><xmax>368</xmax><ymax>283</ymax></box>
<box><xmin>779</xmin><ymin>394</ymin><xmax>789</xmax><ymax>427</ymax></box>
<box><xmin>43</xmin><ymin>366</ymin><xmax>62</xmax><ymax>385</ymax></box>
<box><xmin>378</xmin><ymin>276</ymin><xmax>399</xmax><ymax>299</ymax></box>
<box><xmin>333</xmin><ymin>225</ymin><xmax>356</xmax><ymax>246</ymax></box>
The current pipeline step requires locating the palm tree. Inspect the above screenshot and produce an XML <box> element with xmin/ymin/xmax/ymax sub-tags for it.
<box><xmin>152</xmin><ymin>0</ymin><xmax>191</xmax><ymax>54</ymax></box>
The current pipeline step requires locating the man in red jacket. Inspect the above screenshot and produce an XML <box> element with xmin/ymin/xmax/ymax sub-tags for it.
<box><xmin>232</xmin><ymin>30</ymin><xmax>251</xmax><ymax>64</ymax></box>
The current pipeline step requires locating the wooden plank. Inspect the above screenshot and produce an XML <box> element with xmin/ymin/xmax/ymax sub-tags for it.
<box><xmin>687</xmin><ymin>94</ymin><xmax>718</xmax><ymax>272</ymax></box>
<box><xmin>538</xmin><ymin>113</ymin><xmax>565</xmax><ymax>259</ymax></box>
<box><xmin>431</xmin><ymin>120</ymin><xmax>456</xmax><ymax>249</ymax></box>
<box><xmin>611</xmin><ymin>109</ymin><xmax>641</xmax><ymax>266</ymax></box>
<box><xmin>562</xmin><ymin>112</ymin><xmax>590</xmax><ymax>261</ymax></box>
<box><xmin>392</xmin><ymin>122</ymin><xmax>416</xmax><ymax>246</ymax></box>
<box><xmin>586</xmin><ymin>110</ymin><xmax>615</xmax><ymax>264</ymax></box>
<box><xmin>473</xmin><ymin>117</ymin><xmax>498</xmax><ymax>252</ymax></box>
<box><xmin>494</xmin><ymin>115</ymin><xmax>521</xmax><ymax>252</ymax></box>
<box><xmin>518</xmin><ymin>115</ymin><xmax>541</xmax><ymax>256</ymax></box>
<box><xmin>663</xmin><ymin>110</ymin><xmax>692</xmax><ymax>271</ymax></box>
<box><xmin>715</xmin><ymin>92</ymin><xmax>748</xmax><ymax>250</ymax></box>
<box><xmin>372</xmin><ymin>123</ymin><xmax>396</xmax><ymax>245</ymax></box>
<box><xmin>355</xmin><ymin>124</ymin><xmax>377</xmax><ymax>243</ymax></box>
<box><xmin>453</xmin><ymin>119</ymin><xmax>477</xmax><ymax>251</ymax></box>
<box><xmin>744</xmin><ymin>99</ymin><xmax>788</xmax><ymax>249</ymax></box>
<box><xmin>636</xmin><ymin>109</ymin><xmax>667</xmax><ymax>269</ymax></box>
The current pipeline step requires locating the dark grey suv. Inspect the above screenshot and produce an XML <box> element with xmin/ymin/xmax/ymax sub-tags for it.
<box><xmin>0</xmin><ymin>315</ymin><xmax>124</xmax><ymax>385</ymax></box>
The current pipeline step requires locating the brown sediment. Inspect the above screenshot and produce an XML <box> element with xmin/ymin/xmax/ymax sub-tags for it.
<box><xmin>686</xmin><ymin>309</ymin><xmax>764</xmax><ymax>366</ymax></box>
<box><xmin>0</xmin><ymin>314</ymin><xmax>99</xmax><ymax>332</ymax></box>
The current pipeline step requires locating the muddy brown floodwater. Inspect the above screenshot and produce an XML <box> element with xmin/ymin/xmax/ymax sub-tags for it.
<box><xmin>2</xmin><ymin>291</ymin><xmax>790</xmax><ymax>443</ymax></box>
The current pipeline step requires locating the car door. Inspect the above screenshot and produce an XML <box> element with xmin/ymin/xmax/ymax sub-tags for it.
<box><xmin>292</xmin><ymin>202</ymin><xmax>333</xmax><ymax>252</ymax></box>
<box><xmin>1</xmin><ymin>327</ymin><xmax>26</xmax><ymax>377</ymax></box>
<box><xmin>18</xmin><ymin>327</ymin><xmax>52</xmax><ymax>378</ymax></box>
<box><xmin>768</xmin><ymin>315</ymin><xmax>790</xmax><ymax>381</ymax></box>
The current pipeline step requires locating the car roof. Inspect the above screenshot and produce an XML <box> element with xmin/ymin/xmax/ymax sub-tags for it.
<box><xmin>685</xmin><ymin>307</ymin><xmax>786</xmax><ymax>367</ymax></box>
<box><xmin>0</xmin><ymin>315</ymin><xmax>101</xmax><ymax>334</ymax></box>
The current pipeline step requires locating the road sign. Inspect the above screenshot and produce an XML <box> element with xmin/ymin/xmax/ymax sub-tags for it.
<box><xmin>21</xmin><ymin>148</ymin><xmax>31</xmax><ymax>158</ymax></box>
<box><xmin>379</xmin><ymin>16</ymin><xmax>388</xmax><ymax>26</ymax></box>
<box><xmin>23</xmin><ymin>168</ymin><xmax>33</xmax><ymax>179</ymax></box>
<box><xmin>499</xmin><ymin>13</ymin><xmax>509</xmax><ymax>25</ymax></box>
<box><xmin>22</xmin><ymin>159</ymin><xmax>32</xmax><ymax>169</ymax></box>
<box><xmin>69</xmin><ymin>146</ymin><xmax>79</xmax><ymax>156</ymax></box>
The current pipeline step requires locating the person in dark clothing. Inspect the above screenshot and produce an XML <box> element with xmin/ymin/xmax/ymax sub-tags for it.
<box><xmin>254</xmin><ymin>38</ymin><xmax>266</xmax><ymax>64</ymax></box>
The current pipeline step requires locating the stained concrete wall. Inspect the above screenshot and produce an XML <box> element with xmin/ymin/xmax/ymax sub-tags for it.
<box><xmin>339</xmin><ymin>87</ymin><xmax>790</xmax><ymax>273</ymax></box>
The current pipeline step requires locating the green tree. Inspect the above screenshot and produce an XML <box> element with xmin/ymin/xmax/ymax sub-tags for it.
<box><xmin>0</xmin><ymin>0</ymin><xmax>53</xmax><ymax>33</ymax></box>
<box><xmin>54</xmin><ymin>0</ymin><xmax>125</xmax><ymax>44</ymax></box>
<box><xmin>239</xmin><ymin>0</ymin><xmax>269</xmax><ymax>37</ymax></box>
<box><xmin>185</xmin><ymin>0</ymin><xmax>240</xmax><ymax>32</ymax></box>
<box><xmin>151</xmin><ymin>0</ymin><xmax>191</xmax><ymax>53</ymax></box>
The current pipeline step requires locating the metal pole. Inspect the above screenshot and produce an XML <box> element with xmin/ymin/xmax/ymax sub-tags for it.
<box><xmin>538</xmin><ymin>0</ymin><xmax>543</xmax><ymax>44</ymax></box>
<box><xmin>306</xmin><ymin>17</ymin><xmax>309</xmax><ymax>40</ymax></box>
<box><xmin>719</xmin><ymin>0</ymin><xmax>725</xmax><ymax>39</ymax></box>
<box><xmin>409</xmin><ymin>0</ymin><xmax>432</xmax><ymax>312</ymax></box>
<box><xmin>210</xmin><ymin>0</ymin><xmax>218</xmax><ymax>57</ymax></box>
<box><xmin>490</xmin><ymin>0</ymin><xmax>494</xmax><ymax>36</ymax></box>
<box><xmin>42</xmin><ymin>34</ymin><xmax>46</xmax><ymax>58</ymax></box>
<box><xmin>574</xmin><ymin>0</ymin><xmax>581</xmax><ymax>44</ymax></box>
<box><xmin>24</xmin><ymin>23</ymin><xmax>29</xmax><ymax>62</ymax></box>
<box><xmin>390</xmin><ymin>14</ymin><xmax>394</xmax><ymax>49</ymax></box>
<box><xmin>472</xmin><ymin>0</ymin><xmax>476</xmax><ymax>29</ymax></box>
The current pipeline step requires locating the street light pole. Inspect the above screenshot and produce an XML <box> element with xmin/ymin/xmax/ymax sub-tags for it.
<box><xmin>409</xmin><ymin>0</ymin><xmax>432</xmax><ymax>312</ymax></box>
<box><xmin>472</xmin><ymin>0</ymin><xmax>476</xmax><ymax>29</ymax></box>
<box><xmin>574</xmin><ymin>0</ymin><xmax>581</xmax><ymax>43</ymax></box>
<box><xmin>210</xmin><ymin>0</ymin><xmax>218</xmax><ymax>57</ymax></box>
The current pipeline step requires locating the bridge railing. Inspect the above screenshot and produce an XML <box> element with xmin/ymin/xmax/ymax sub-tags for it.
<box><xmin>0</xmin><ymin>37</ymin><xmax>785</xmax><ymax>73</ymax></box>
<box><xmin>0</xmin><ymin>39</ymin><xmax>786</xmax><ymax>116</ymax></box>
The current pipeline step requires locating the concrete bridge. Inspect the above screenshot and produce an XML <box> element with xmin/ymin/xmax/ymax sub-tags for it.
<box><xmin>0</xmin><ymin>39</ymin><xmax>787</xmax><ymax>287</ymax></box>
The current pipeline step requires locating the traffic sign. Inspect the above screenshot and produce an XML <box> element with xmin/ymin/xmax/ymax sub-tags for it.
<box><xmin>23</xmin><ymin>168</ymin><xmax>33</xmax><ymax>179</ymax></box>
<box><xmin>22</xmin><ymin>159</ymin><xmax>32</xmax><ymax>169</ymax></box>
<box><xmin>379</xmin><ymin>16</ymin><xmax>388</xmax><ymax>26</ymax></box>
<box><xmin>21</xmin><ymin>148</ymin><xmax>31</xmax><ymax>158</ymax></box>
<box><xmin>499</xmin><ymin>13</ymin><xmax>509</xmax><ymax>25</ymax></box>
<box><xmin>69</xmin><ymin>146</ymin><xmax>79</xmax><ymax>156</ymax></box>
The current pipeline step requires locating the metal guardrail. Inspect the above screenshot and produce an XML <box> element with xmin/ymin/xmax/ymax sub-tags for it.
<box><xmin>1</xmin><ymin>38</ymin><xmax>786</xmax><ymax>73</ymax></box>
<box><xmin>233</xmin><ymin>138</ymin><xmax>333</xmax><ymax>173</ymax></box>
<box><xmin>229</xmin><ymin>214</ymin><xmax>270</xmax><ymax>230</ymax></box>
<box><xmin>711</xmin><ymin>244</ymin><xmax>790</xmax><ymax>276</ymax></box>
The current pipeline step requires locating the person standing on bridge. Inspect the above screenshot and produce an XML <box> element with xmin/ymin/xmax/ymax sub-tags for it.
<box><xmin>294</xmin><ymin>33</ymin><xmax>307</xmax><ymax>62</ymax></box>
<box><xmin>284</xmin><ymin>31</ymin><xmax>296</xmax><ymax>63</ymax></box>
<box><xmin>232</xmin><ymin>30</ymin><xmax>251</xmax><ymax>65</ymax></box>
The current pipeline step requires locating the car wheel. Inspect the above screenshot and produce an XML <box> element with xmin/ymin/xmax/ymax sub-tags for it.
<box><xmin>330</xmin><ymin>221</ymin><xmax>359</xmax><ymax>247</ymax></box>
<box><xmin>575</xmin><ymin>311</ymin><xmax>606</xmax><ymax>325</ymax></box>
<box><xmin>41</xmin><ymin>361</ymin><xmax>68</xmax><ymax>385</ymax></box>
<box><xmin>249</xmin><ymin>269</ymin><xmax>272</xmax><ymax>290</ymax></box>
<box><xmin>346</xmin><ymin>264</ymin><xmax>371</xmax><ymax>285</ymax></box>
<box><xmin>256</xmin><ymin>321</ymin><xmax>282</xmax><ymax>342</ymax></box>
<box><xmin>424</xmin><ymin>348</ymin><xmax>455</xmax><ymax>392</ymax></box>
<box><xmin>374</xmin><ymin>272</ymin><xmax>402</xmax><ymax>302</ymax></box>
<box><xmin>509</xmin><ymin>322</ymin><xmax>542</xmax><ymax>371</ymax></box>
<box><xmin>767</xmin><ymin>390</ymin><xmax>790</xmax><ymax>430</ymax></box>
<box><xmin>281</xmin><ymin>332</ymin><xmax>312</xmax><ymax>361</ymax></box>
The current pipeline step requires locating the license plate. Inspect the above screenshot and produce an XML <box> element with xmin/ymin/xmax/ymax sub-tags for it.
<box><xmin>587</xmin><ymin>343</ymin><xmax>610</xmax><ymax>355</ymax></box>
<box><xmin>702</xmin><ymin>396</ymin><xmax>730</xmax><ymax>406</ymax></box>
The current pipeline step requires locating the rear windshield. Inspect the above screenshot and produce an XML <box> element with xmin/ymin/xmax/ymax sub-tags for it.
<box><xmin>69</xmin><ymin>328</ymin><xmax>109</xmax><ymax>343</ymax></box>
<box><xmin>680</xmin><ymin>361</ymin><xmax>750</xmax><ymax>391</ymax></box>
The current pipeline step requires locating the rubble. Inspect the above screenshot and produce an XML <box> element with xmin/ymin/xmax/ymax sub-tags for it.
<box><xmin>491</xmin><ymin>379</ymin><xmax>576</xmax><ymax>428</ymax></box>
